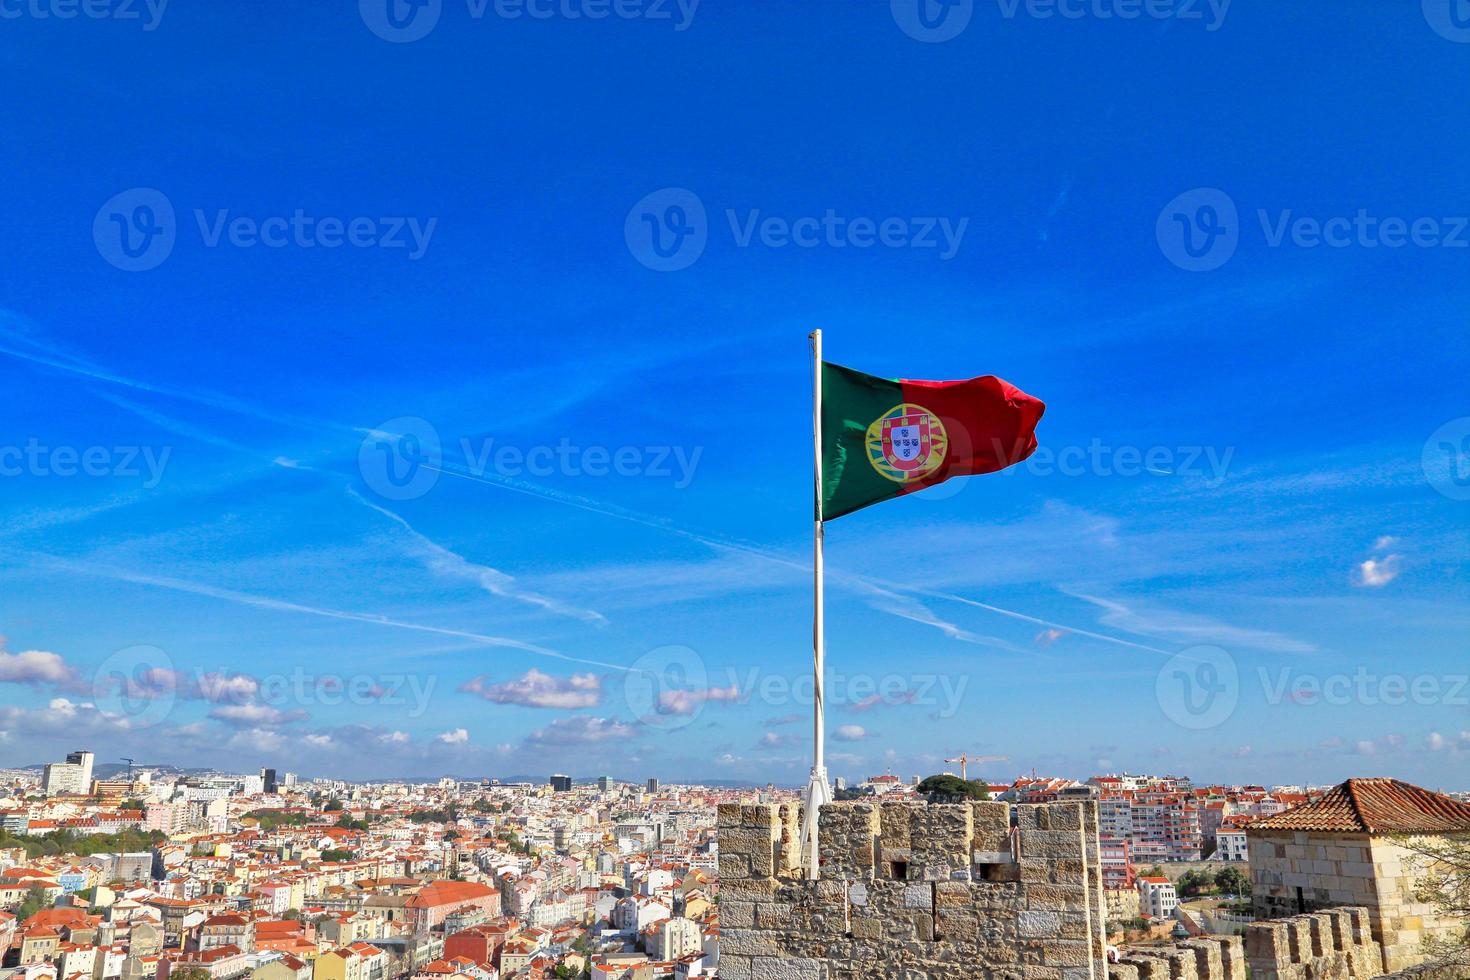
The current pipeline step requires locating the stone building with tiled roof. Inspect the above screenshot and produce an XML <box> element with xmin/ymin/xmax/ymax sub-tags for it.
<box><xmin>1248</xmin><ymin>777</ymin><xmax>1470</xmax><ymax>972</ymax></box>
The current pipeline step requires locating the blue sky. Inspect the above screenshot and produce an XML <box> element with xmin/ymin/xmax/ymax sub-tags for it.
<box><xmin>0</xmin><ymin>1</ymin><xmax>1466</xmax><ymax>786</ymax></box>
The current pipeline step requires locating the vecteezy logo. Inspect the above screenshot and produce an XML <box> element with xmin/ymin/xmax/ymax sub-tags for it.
<box><xmin>891</xmin><ymin>0</ymin><xmax>973</xmax><ymax>42</ymax></box>
<box><xmin>1155</xmin><ymin>645</ymin><xmax>1238</xmax><ymax>730</ymax></box>
<box><xmin>866</xmin><ymin>403</ymin><xmax>948</xmax><ymax>482</ymax></box>
<box><xmin>622</xmin><ymin>644</ymin><xmax>709</xmax><ymax>731</ymax></box>
<box><xmin>360</xmin><ymin>0</ymin><xmax>441</xmax><ymax>42</ymax></box>
<box><xmin>1423</xmin><ymin>0</ymin><xmax>1470</xmax><ymax>42</ymax></box>
<box><xmin>358</xmin><ymin>416</ymin><xmax>442</xmax><ymax>500</ymax></box>
<box><xmin>93</xmin><ymin>188</ymin><xmax>176</xmax><ymax>272</ymax></box>
<box><xmin>92</xmin><ymin>644</ymin><xmax>178</xmax><ymax>730</ymax></box>
<box><xmin>1423</xmin><ymin>417</ymin><xmax>1470</xmax><ymax>501</ymax></box>
<box><xmin>625</xmin><ymin>188</ymin><xmax>707</xmax><ymax>272</ymax></box>
<box><xmin>1156</xmin><ymin>188</ymin><xmax>1239</xmax><ymax>272</ymax></box>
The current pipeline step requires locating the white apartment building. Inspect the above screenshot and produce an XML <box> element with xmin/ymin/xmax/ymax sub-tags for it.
<box><xmin>1137</xmin><ymin>876</ymin><xmax>1178</xmax><ymax>920</ymax></box>
<box><xmin>1215</xmin><ymin>821</ymin><xmax>1250</xmax><ymax>861</ymax></box>
<box><xmin>647</xmin><ymin>916</ymin><xmax>701</xmax><ymax>961</ymax></box>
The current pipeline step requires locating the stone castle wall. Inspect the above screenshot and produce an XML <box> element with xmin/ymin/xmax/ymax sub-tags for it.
<box><xmin>717</xmin><ymin>799</ymin><xmax>1110</xmax><ymax>980</ymax></box>
<box><xmin>716</xmin><ymin>801</ymin><xmax>1449</xmax><ymax>980</ymax></box>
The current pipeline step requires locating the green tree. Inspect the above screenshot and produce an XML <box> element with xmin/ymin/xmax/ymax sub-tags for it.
<box><xmin>16</xmin><ymin>885</ymin><xmax>50</xmax><ymax>922</ymax></box>
<box><xmin>320</xmin><ymin>849</ymin><xmax>355</xmax><ymax>862</ymax></box>
<box><xmin>244</xmin><ymin>809</ymin><xmax>312</xmax><ymax>831</ymax></box>
<box><xmin>1176</xmin><ymin>868</ymin><xmax>1216</xmax><ymax>898</ymax></box>
<box><xmin>323</xmin><ymin>799</ymin><xmax>344</xmax><ymax>812</ymax></box>
<box><xmin>915</xmin><ymin>774</ymin><xmax>991</xmax><ymax>802</ymax></box>
<box><xmin>1214</xmin><ymin>866</ymin><xmax>1250</xmax><ymax>897</ymax></box>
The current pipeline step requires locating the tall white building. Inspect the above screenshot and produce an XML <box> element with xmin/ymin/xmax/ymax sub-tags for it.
<box><xmin>42</xmin><ymin>749</ymin><xmax>95</xmax><ymax>796</ymax></box>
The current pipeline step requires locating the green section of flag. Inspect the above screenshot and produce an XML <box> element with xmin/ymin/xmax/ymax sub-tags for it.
<box><xmin>820</xmin><ymin>362</ymin><xmax>905</xmax><ymax>519</ymax></box>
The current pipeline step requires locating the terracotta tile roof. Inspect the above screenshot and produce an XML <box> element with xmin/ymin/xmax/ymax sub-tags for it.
<box><xmin>1249</xmin><ymin>778</ymin><xmax>1470</xmax><ymax>834</ymax></box>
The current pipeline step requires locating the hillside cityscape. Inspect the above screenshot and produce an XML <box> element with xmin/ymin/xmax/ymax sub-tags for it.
<box><xmin>4</xmin><ymin>750</ymin><xmax>1465</xmax><ymax>980</ymax></box>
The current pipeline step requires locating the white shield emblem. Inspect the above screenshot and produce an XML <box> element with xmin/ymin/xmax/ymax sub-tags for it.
<box><xmin>889</xmin><ymin>421</ymin><xmax>924</xmax><ymax>461</ymax></box>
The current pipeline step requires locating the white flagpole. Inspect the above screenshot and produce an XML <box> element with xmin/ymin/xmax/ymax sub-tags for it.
<box><xmin>801</xmin><ymin>329</ymin><xmax>832</xmax><ymax>879</ymax></box>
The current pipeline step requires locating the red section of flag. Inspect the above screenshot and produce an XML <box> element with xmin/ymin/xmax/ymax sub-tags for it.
<box><xmin>894</xmin><ymin>375</ymin><xmax>1046</xmax><ymax>498</ymax></box>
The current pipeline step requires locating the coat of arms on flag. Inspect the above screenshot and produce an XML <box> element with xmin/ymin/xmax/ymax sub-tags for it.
<box><xmin>866</xmin><ymin>403</ymin><xmax>947</xmax><ymax>482</ymax></box>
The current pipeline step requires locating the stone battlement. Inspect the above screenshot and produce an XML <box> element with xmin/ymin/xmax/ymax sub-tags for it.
<box><xmin>717</xmin><ymin>799</ymin><xmax>1110</xmax><ymax>980</ymax></box>
<box><xmin>1244</xmin><ymin>908</ymin><xmax>1384</xmax><ymax>980</ymax></box>
<box><xmin>1111</xmin><ymin>937</ymin><xmax>1247</xmax><ymax>980</ymax></box>
<box><xmin>1109</xmin><ymin>907</ymin><xmax>1388</xmax><ymax>980</ymax></box>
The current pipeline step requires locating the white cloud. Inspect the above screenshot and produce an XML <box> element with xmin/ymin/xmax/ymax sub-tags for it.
<box><xmin>834</xmin><ymin>724</ymin><xmax>868</xmax><ymax>742</ymax></box>
<box><xmin>525</xmin><ymin>716</ymin><xmax>633</xmax><ymax>745</ymax></box>
<box><xmin>1035</xmin><ymin>628</ymin><xmax>1066</xmax><ymax>648</ymax></box>
<box><xmin>120</xmin><ymin>667</ymin><xmax>259</xmax><ymax>704</ymax></box>
<box><xmin>1373</xmin><ymin>536</ymin><xmax>1399</xmax><ymax>551</ymax></box>
<box><xmin>436</xmin><ymin>728</ymin><xmax>470</xmax><ymax>745</ymax></box>
<box><xmin>657</xmin><ymin>685</ymin><xmax>741</xmax><ymax>716</ymax></box>
<box><xmin>209</xmin><ymin>703</ymin><xmax>307</xmax><ymax>727</ymax></box>
<box><xmin>461</xmin><ymin>669</ymin><xmax>602</xmax><ymax>709</ymax></box>
<box><xmin>1356</xmin><ymin>555</ymin><xmax>1401</xmax><ymax>587</ymax></box>
<box><xmin>0</xmin><ymin>647</ymin><xmax>80</xmax><ymax>687</ymax></box>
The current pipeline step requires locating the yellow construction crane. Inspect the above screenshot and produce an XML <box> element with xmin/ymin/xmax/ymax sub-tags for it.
<box><xmin>945</xmin><ymin>753</ymin><xmax>973</xmax><ymax>782</ymax></box>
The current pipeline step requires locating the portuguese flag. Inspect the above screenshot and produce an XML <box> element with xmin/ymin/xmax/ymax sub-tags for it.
<box><xmin>820</xmin><ymin>361</ymin><xmax>1045</xmax><ymax>520</ymax></box>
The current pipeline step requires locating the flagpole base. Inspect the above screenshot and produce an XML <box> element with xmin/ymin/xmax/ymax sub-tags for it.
<box><xmin>799</xmin><ymin>764</ymin><xmax>833</xmax><ymax>879</ymax></box>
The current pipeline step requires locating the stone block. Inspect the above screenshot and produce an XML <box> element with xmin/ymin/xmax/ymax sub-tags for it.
<box><xmin>1179</xmin><ymin>939</ymin><xmax>1223</xmax><ymax>980</ymax></box>
<box><xmin>1044</xmin><ymin>803</ymin><xmax>1085</xmax><ymax>832</ymax></box>
<box><xmin>720</xmin><ymin>877</ymin><xmax>783</xmax><ymax>901</ymax></box>
<box><xmin>753</xmin><ymin>902</ymin><xmax>791</xmax><ymax>929</ymax></box>
<box><xmin>1041</xmin><ymin>941</ymin><xmax>1090</xmax><ymax>968</ymax></box>
<box><xmin>740</xmin><ymin>804</ymin><xmax>778</xmax><ymax>829</ymax></box>
<box><xmin>1346</xmin><ymin>907</ymin><xmax>1372</xmax><ymax>944</ymax></box>
<box><xmin>935</xmin><ymin>908</ymin><xmax>980</xmax><ymax>941</ymax></box>
<box><xmin>722</xmin><ymin>900</ymin><xmax>755</xmax><ymax>928</ymax></box>
<box><xmin>751</xmin><ymin>956</ymin><xmax>824</xmax><ymax>980</ymax></box>
<box><xmin>720</xmin><ymin>928</ymin><xmax>787</xmax><ymax>957</ymax></box>
<box><xmin>934</xmin><ymin>881</ymin><xmax>971</xmax><ymax>908</ymax></box>
<box><xmin>1155</xmin><ymin>948</ymin><xmax>1200</xmax><ymax>980</ymax></box>
<box><xmin>720</xmin><ymin>954</ymin><xmax>753</xmax><ymax>980</ymax></box>
<box><xmin>1307</xmin><ymin>912</ymin><xmax>1336</xmax><ymax>957</ymax></box>
<box><xmin>903</xmin><ymin>883</ymin><xmax>932</xmax><ymax>909</ymax></box>
<box><xmin>720</xmin><ymin>851</ymin><xmax>752</xmax><ymax>880</ymax></box>
<box><xmin>1214</xmin><ymin>936</ymin><xmax>1246</xmax><ymax>980</ymax></box>
<box><xmin>1246</xmin><ymin>920</ymin><xmax>1291</xmax><ymax>962</ymax></box>
<box><xmin>1018</xmin><ymin>910</ymin><xmax>1062</xmax><ymax>938</ymax></box>
<box><xmin>1287</xmin><ymin>918</ymin><xmax>1312</xmax><ymax>962</ymax></box>
<box><xmin>1119</xmin><ymin>956</ymin><xmax>1171</xmax><ymax>980</ymax></box>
